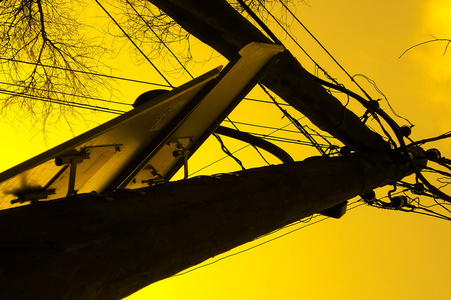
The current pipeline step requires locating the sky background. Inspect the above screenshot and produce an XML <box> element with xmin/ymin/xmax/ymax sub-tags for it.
<box><xmin>1</xmin><ymin>0</ymin><xmax>451</xmax><ymax>299</ymax></box>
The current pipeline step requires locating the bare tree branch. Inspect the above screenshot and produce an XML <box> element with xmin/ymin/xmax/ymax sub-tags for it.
<box><xmin>399</xmin><ymin>37</ymin><xmax>451</xmax><ymax>58</ymax></box>
<box><xmin>0</xmin><ymin>0</ymin><xmax>109</xmax><ymax>127</ymax></box>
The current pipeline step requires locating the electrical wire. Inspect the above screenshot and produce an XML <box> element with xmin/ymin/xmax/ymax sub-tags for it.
<box><xmin>173</xmin><ymin>199</ymin><xmax>364</xmax><ymax>277</ymax></box>
<box><xmin>277</xmin><ymin>0</ymin><xmax>373</xmax><ymax>100</ymax></box>
<box><xmin>260</xmin><ymin>83</ymin><xmax>328</xmax><ymax>156</ymax></box>
<box><xmin>352</xmin><ymin>73</ymin><xmax>414</xmax><ymax>127</ymax></box>
<box><xmin>126</xmin><ymin>1</ymin><xmax>279</xmax><ymax>167</ymax></box>
<box><xmin>243</xmin><ymin>96</ymin><xmax>290</xmax><ymax>106</ymax></box>
<box><xmin>0</xmin><ymin>80</ymin><xmax>132</xmax><ymax>107</ymax></box>
<box><xmin>0</xmin><ymin>89</ymin><xmax>125</xmax><ymax>114</ymax></box>
<box><xmin>224</xmin><ymin>117</ymin><xmax>272</xmax><ymax>166</ymax></box>
<box><xmin>125</xmin><ymin>0</ymin><xmax>194</xmax><ymax>80</ymax></box>
<box><xmin>255</xmin><ymin>0</ymin><xmax>340</xmax><ymax>86</ymax></box>
<box><xmin>212</xmin><ymin>132</ymin><xmax>246</xmax><ymax>170</ymax></box>
<box><xmin>236</xmin><ymin>0</ymin><xmax>283</xmax><ymax>45</ymax></box>
<box><xmin>94</xmin><ymin>0</ymin><xmax>174</xmax><ymax>88</ymax></box>
<box><xmin>0</xmin><ymin>57</ymin><xmax>170</xmax><ymax>88</ymax></box>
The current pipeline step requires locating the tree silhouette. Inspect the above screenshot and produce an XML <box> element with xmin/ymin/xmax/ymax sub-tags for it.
<box><xmin>0</xmin><ymin>0</ymin><xmax>108</xmax><ymax>125</ymax></box>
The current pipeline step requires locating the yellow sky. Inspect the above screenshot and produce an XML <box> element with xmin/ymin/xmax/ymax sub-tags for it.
<box><xmin>1</xmin><ymin>1</ymin><xmax>450</xmax><ymax>299</ymax></box>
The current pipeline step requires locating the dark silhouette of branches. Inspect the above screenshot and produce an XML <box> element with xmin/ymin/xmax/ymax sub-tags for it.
<box><xmin>399</xmin><ymin>36</ymin><xmax>451</xmax><ymax>58</ymax></box>
<box><xmin>116</xmin><ymin>0</ymin><xmax>303</xmax><ymax>72</ymax></box>
<box><xmin>0</xmin><ymin>0</ymin><xmax>304</xmax><ymax>124</ymax></box>
<box><xmin>0</xmin><ymin>0</ymin><xmax>109</xmax><ymax>126</ymax></box>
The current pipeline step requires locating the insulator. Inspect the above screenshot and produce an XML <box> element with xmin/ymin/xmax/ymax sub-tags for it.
<box><xmin>390</xmin><ymin>195</ymin><xmax>408</xmax><ymax>208</ymax></box>
<box><xmin>361</xmin><ymin>190</ymin><xmax>376</xmax><ymax>201</ymax></box>
<box><xmin>399</xmin><ymin>125</ymin><xmax>412</xmax><ymax>137</ymax></box>
<box><xmin>412</xmin><ymin>183</ymin><xmax>425</xmax><ymax>194</ymax></box>
<box><xmin>426</xmin><ymin>148</ymin><xmax>441</xmax><ymax>160</ymax></box>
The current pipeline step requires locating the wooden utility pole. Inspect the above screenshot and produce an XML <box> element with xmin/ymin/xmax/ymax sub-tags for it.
<box><xmin>0</xmin><ymin>1</ymin><xmax>429</xmax><ymax>299</ymax></box>
<box><xmin>0</xmin><ymin>151</ymin><xmax>425</xmax><ymax>299</ymax></box>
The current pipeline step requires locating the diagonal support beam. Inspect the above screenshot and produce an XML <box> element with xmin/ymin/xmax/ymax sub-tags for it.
<box><xmin>148</xmin><ymin>0</ymin><xmax>389</xmax><ymax>153</ymax></box>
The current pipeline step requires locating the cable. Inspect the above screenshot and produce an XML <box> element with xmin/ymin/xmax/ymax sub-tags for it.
<box><xmin>0</xmin><ymin>80</ymin><xmax>132</xmax><ymax>107</ymax></box>
<box><xmin>189</xmin><ymin>118</ymin><xmax>336</xmax><ymax>176</ymax></box>
<box><xmin>0</xmin><ymin>89</ymin><xmax>125</xmax><ymax>115</ymax></box>
<box><xmin>278</xmin><ymin>0</ymin><xmax>373</xmax><ymax>100</ymax></box>
<box><xmin>0</xmin><ymin>57</ymin><xmax>171</xmax><ymax>88</ymax></box>
<box><xmin>215</xmin><ymin>125</ymin><xmax>294</xmax><ymax>163</ymax></box>
<box><xmin>127</xmin><ymin>1</ymin><xmax>279</xmax><ymax>167</ymax></box>
<box><xmin>226</xmin><ymin>117</ymin><xmax>272</xmax><ymax>166</ymax></box>
<box><xmin>313</xmin><ymin>77</ymin><xmax>451</xmax><ymax>202</ymax></box>
<box><xmin>260</xmin><ymin>83</ymin><xmax>328</xmax><ymax>156</ymax></box>
<box><xmin>94</xmin><ymin>0</ymin><xmax>174</xmax><ymax>88</ymax></box>
<box><xmin>125</xmin><ymin>0</ymin><xmax>194</xmax><ymax>80</ymax></box>
<box><xmin>315</xmin><ymin>77</ymin><xmax>397</xmax><ymax>147</ymax></box>
<box><xmin>223</xmin><ymin>119</ymin><xmax>337</xmax><ymax>140</ymax></box>
<box><xmin>255</xmin><ymin>0</ymin><xmax>340</xmax><ymax>85</ymax></box>
<box><xmin>236</xmin><ymin>0</ymin><xmax>282</xmax><ymax>45</ymax></box>
<box><xmin>174</xmin><ymin>200</ymin><xmax>364</xmax><ymax>277</ymax></box>
<box><xmin>243</xmin><ymin>96</ymin><xmax>291</xmax><ymax>106</ymax></box>
<box><xmin>249</xmin><ymin>132</ymin><xmax>332</xmax><ymax>148</ymax></box>
<box><xmin>410</xmin><ymin>131</ymin><xmax>451</xmax><ymax>146</ymax></box>
<box><xmin>213</xmin><ymin>132</ymin><xmax>246</xmax><ymax>170</ymax></box>
<box><xmin>352</xmin><ymin>74</ymin><xmax>414</xmax><ymax>126</ymax></box>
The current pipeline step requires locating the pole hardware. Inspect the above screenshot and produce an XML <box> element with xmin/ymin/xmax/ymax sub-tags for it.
<box><xmin>319</xmin><ymin>201</ymin><xmax>348</xmax><ymax>219</ymax></box>
<box><xmin>399</xmin><ymin>125</ymin><xmax>412</xmax><ymax>137</ymax></box>
<box><xmin>173</xmin><ymin>147</ymin><xmax>190</xmax><ymax>179</ymax></box>
<box><xmin>55</xmin><ymin>150</ymin><xmax>91</xmax><ymax>196</ymax></box>
<box><xmin>388</xmin><ymin>184</ymin><xmax>408</xmax><ymax>209</ymax></box>
<box><xmin>361</xmin><ymin>190</ymin><xmax>376</xmax><ymax>202</ymax></box>
<box><xmin>141</xmin><ymin>177</ymin><xmax>165</xmax><ymax>186</ymax></box>
<box><xmin>426</xmin><ymin>148</ymin><xmax>441</xmax><ymax>160</ymax></box>
<box><xmin>11</xmin><ymin>188</ymin><xmax>56</xmax><ymax>204</ymax></box>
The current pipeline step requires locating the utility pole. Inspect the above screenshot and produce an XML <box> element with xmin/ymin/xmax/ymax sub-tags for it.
<box><xmin>0</xmin><ymin>151</ymin><xmax>426</xmax><ymax>299</ymax></box>
<box><xmin>0</xmin><ymin>1</ymin><xmax>435</xmax><ymax>299</ymax></box>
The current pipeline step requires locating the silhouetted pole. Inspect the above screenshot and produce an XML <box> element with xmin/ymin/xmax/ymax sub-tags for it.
<box><xmin>0</xmin><ymin>150</ymin><xmax>425</xmax><ymax>299</ymax></box>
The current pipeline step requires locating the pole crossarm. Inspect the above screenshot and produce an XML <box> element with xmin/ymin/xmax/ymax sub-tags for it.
<box><xmin>148</xmin><ymin>0</ymin><xmax>388</xmax><ymax>153</ymax></box>
<box><xmin>0</xmin><ymin>150</ymin><xmax>425</xmax><ymax>299</ymax></box>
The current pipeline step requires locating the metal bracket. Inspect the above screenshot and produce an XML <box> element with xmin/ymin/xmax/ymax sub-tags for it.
<box><xmin>11</xmin><ymin>188</ymin><xmax>56</xmax><ymax>204</ymax></box>
<box><xmin>173</xmin><ymin>147</ymin><xmax>190</xmax><ymax>179</ymax></box>
<box><xmin>55</xmin><ymin>150</ymin><xmax>90</xmax><ymax>196</ymax></box>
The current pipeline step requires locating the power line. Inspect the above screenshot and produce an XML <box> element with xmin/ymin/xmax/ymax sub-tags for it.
<box><xmin>0</xmin><ymin>89</ymin><xmax>125</xmax><ymax>115</ymax></box>
<box><xmin>0</xmin><ymin>57</ymin><xmax>170</xmax><ymax>88</ymax></box>
<box><xmin>212</xmin><ymin>132</ymin><xmax>246</xmax><ymax>170</ymax></box>
<box><xmin>249</xmin><ymin>132</ymin><xmax>331</xmax><ymax>148</ymax></box>
<box><xmin>127</xmin><ymin>0</ymin><xmax>195</xmax><ymax>80</ymax></box>
<box><xmin>251</xmin><ymin>0</ymin><xmax>340</xmax><ymax>85</ymax></box>
<box><xmin>243</xmin><ymin>96</ymin><xmax>290</xmax><ymax>106</ymax></box>
<box><xmin>236</xmin><ymin>0</ymin><xmax>283</xmax><ymax>45</ymax></box>
<box><xmin>260</xmin><ymin>84</ymin><xmax>328</xmax><ymax>156</ymax></box>
<box><xmin>225</xmin><ymin>117</ymin><xmax>272</xmax><ymax>166</ymax></box>
<box><xmin>94</xmin><ymin>0</ymin><xmax>174</xmax><ymax>88</ymax></box>
<box><xmin>189</xmin><ymin>117</ymin><xmax>335</xmax><ymax>176</ymax></box>
<box><xmin>0</xmin><ymin>81</ymin><xmax>132</xmax><ymax>107</ymax></box>
<box><xmin>277</xmin><ymin>0</ymin><xmax>373</xmax><ymax>100</ymax></box>
<box><xmin>174</xmin><ymin>199</ymin><xmax>364</xmax><ymax>276</ymax></box>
